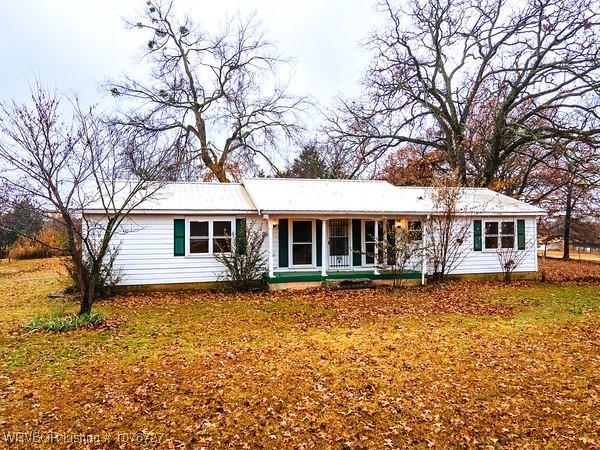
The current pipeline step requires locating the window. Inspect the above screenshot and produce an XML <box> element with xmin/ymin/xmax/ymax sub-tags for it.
<box><xmin>501</xmin><ymin>222</ymin><xmax>515</xmax><ymax>249</ymax></box>
<box><xmin>408</xmin><ymin>220</ymin><xmax>422</xmax><ymax>241</ymax></box>
<box><xmin>484</xmin><ymin>221</ymin><xmax>515</xmax><ymax>250</ymax></box>
<box><xmin>364</xmin><ymin>220</ymin><xmax>384</xmax><ymax>265</ymax></box>
<box><xmin>213</xmin><ymin>220</ymin><xmax>232</xmax><ymax>253</ymax></box>
<box><xmin>188</xmin><ymin>219</ymin><xmax>233</xmax><ymax>255</ymax></box>
<box><xmin>190</xmin><ymin>221</ymin><xmax>209</xmax><ymax>254</ymax></box>
<box><xmin>292</xmin><ymin>220</ymin><xmax>313</xmax><ymax>266</ymax></box>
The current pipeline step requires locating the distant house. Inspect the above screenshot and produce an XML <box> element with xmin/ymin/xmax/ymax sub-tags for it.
<box><xmin>82</xmin><ymin>179</ymin><xmax>544</xmax><ymax>290</ymax></box>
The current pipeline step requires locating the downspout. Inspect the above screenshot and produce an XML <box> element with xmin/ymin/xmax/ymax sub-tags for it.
<box><xmin>421</xmin><ymin>214</ymin><xmax>430</xmax><ymax>285</ymax></box>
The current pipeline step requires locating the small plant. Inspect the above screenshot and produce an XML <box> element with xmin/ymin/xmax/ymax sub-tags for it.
<box><xmin>214</xmin><ymin>222</ymin><xmax>267</xmax><ymax>291</ymax></box>
<box><xmin>26</xmin><ymin>307</ymin><xmax>106</xmax><ymax>332</ymax></box>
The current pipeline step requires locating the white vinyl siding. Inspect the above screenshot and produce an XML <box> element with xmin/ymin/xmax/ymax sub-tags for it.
<box><xmin>92</xmin><ymin>214</ymin><xmax>537</xmax><ymax>286</ymax></box>
<box><xmin>98</xmin><ymin>215</ymin><xmax>266</xmax><ymax>286</ymax></box>
<box><xmin>438</xmin><ymin>216</ymin><xmax>537</xmax><ymax>275</ymax></box>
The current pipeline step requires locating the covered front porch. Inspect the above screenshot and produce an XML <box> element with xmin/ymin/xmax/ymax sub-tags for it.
<box><xmin>263</xmin><ymin>215</ymin><xmax>427</xmax><ymax>288</ymax></box>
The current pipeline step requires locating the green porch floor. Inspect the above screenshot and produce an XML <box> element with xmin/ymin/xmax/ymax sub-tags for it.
<box><xmin>267</xmin><ymin>270</ymin><xmax>423</xmax><ymax>283</ymax></box>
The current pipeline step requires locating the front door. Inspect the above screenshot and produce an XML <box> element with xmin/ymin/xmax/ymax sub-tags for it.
<box><xmin>329</xmin><ymin>219</ymin><xmax>350</xmax><ymax>268</ymax></box>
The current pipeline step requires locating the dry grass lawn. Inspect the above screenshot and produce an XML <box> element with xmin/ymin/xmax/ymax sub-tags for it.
<box><xmin>0</xmin><ymin>258</ymin><xmax>599</xmax><ymax>449</ymax></box>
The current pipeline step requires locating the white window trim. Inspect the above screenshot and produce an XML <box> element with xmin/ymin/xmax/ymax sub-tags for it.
<box><xmin>362</xmin><ymin>219</ymin><xmax>384</xmax><ymax>267</ymax></box>
<box><xmin>407</xmin><ymin>219</ymin><xmax>423</xmax><ymax>241</ymax></box>
<box><xmin>289</xmin><ymin>219</ymin><xmax>317</xmax><ymax>268</ymax></box>
<box><xmin>483</xmin><ymin>220</ymin><xmax>516</xmax><ymax>253</ymax></box>
<box><xmin>185</xmin><ymin>217</ymin><xmax>235</xmax><ymax>257</ymax></box>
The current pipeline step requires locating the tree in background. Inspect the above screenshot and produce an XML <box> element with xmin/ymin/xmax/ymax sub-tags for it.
<box><xmin>109</xmin><ymin>0</ymin><xmax>308</xmax><ymax>182</ymax></box>
<box><xmin>378</xmin><ymin>144</ymin><xmax>444</xmax><ymax>186</ymax></box>
<box><xmin>0</xmin><ymin>198</ymin><xmax>44</xmax><ymax>259</ymax></box>
<box><xmin>326</xmin><ymin>0</ymin><xmax>600</xmax><ymax>188</ymax></box>
<box><xmin>0</xmin><ymin>85</ymin><xmax>177</xmax><ymax>315</ymax></box>
<box><xmin>530</xmin><ymin>141</ymin><xmax>600</xmax><ymax>259</ymax></box>
<box><xmin>284</xmin><ymin>142</ymin><xmax>351</xmax><ymax>179</ymax></box>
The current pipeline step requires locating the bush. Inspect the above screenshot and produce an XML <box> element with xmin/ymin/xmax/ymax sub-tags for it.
<box><xmin>26</xmin><ymin>307</ymin><xmax>106</xmax><ymax>332</ymax></box>
<box><xmin>215</xmin><ymin>222</ymin><xmax>267</xmax><ymax>291</ymax></box>
<box><xmin>8</xmin><ymin>224</ymin><xmax>67</xmax><ymax>260</ymax></box>
<box><xmin>64</xmin><ymin>250</ymin><xmax>122</xmax><ymax>300</ymax></box>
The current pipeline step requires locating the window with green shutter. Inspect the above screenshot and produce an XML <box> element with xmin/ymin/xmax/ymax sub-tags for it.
<box><xmin>517</xmin><ymin>219</ymin><xmax>525</xmax><ymax>250</ymax></box>
<box><xmin>473</xmin><ymin>220</ymin><xmax>482</xmax><ymax>251</ymax></box>
<box><xmin>174</xmin><ymin>219</ymin><xmax>185</xmax><ymax>256</ymax></box>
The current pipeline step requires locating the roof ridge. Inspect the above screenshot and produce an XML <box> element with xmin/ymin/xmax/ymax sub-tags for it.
<box><xmin>242</xmin><ymin>177</ymin><xmax>388</xmax><ymax>183</ymax></box>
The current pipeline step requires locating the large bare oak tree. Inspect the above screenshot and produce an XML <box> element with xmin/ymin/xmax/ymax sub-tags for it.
<box><xmin>110</xmin><ymin>0</ymin><xmax>308</xmax><ymax>182</ymax></box>
<box><xmin>326</xmin><ymin>0</ymin><xmax>600</xmax><ymax>187</ymax></box>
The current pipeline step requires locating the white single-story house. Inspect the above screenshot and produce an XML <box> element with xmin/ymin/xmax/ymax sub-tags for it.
<box><xmin>83</xmin><ymin>178</ymin><xmax>544</xmax><ymax>290</ymax></box>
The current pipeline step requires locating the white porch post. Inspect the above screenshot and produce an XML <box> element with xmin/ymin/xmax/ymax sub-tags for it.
<box><xmin>321</xmin><ymin>219</ymin><xmax>328</xmax><ymax>277</ymax></box>
<box><xmin>421</xmin><ymin>215</ymin><xmax>429</xmax><ymax>285</ymax></box>
<box><xmin>267</xmin><ymin>217</ymin><xmax>274</xmax><ymax>278</ymax></box>
<box><xmin>373</xmin><ymin>219</ymin><xmax>380</xmax><ymax>275</ymax></box>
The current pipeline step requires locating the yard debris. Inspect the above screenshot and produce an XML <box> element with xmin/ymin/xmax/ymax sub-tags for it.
<box><xmin>0</xmin><ymin>257</ymin><xmax>599</xmax><ymax>448</ymax></box>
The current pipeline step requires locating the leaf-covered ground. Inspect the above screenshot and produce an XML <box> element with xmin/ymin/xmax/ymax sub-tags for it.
<box><xmin>0</xmin><ymin>258</ymin><xmax>599</xmax><ymax>449</ymax></box>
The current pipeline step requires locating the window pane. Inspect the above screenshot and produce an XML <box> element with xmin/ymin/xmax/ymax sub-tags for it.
<box><xmin>213</xmin><ymin>237</ymin><xmax>232</xmax><ymax>253</ymax></box>
<box><xmin>365</xmin><ymin>221</ymin><xmax>375</xmax><ymax>240</ymax></box>
<box><xmin>190</xmin><ymin>238</ymin><xmax>209</xmax><ymax>253</ymax></box>
<box><xmin>501</xmin><ymin>236</ymin><xmax>514</xmax><ymax>249</ymax></box>
<box><xmin>408</xmin><ymin>220</ymin><xmax>421</xmax><ymax>231</ymax></box>
<box><xmin>365</xmin><ymin>242</ymin><xmax>375</xmax><ymax>264</ymax></box>
<box><xmin>213</xmin><ymin>221</ymin><xmax>232</xmax><ymax>237</ymax></box>
<box><xmin>485</xmin><ymin>236</ymin><xmax>498</xmax><ymax>249</ymax></box>
<box><xmin>485</xmin><ymin>222</ymin><xmax>498</xmax><ymax>235</ymax></box>
<box><xmin>293</xmin><ymin>221</ymin><xmax>312</xmax><ymax>243</ymax></box>
<box><xmin>190</xmin><ymin>221</ymin><xmax>208</xmax><ymax>237</ymax></box>
<box><xmin>501</xmin><ymin>222</ymin><xmax>514</xmax><ymax>235</ymax></box>
<box><xmin>408</xmin><ymin>221</ymin><xmax>423</xmax><ymax>241</ymax></box>
<box><xmin>292</xmin><ymin>243</ymin><xmax>312</xmax><ymax>265</ymax></box>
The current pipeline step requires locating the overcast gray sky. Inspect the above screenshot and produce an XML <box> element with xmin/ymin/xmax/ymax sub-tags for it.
<box><xmin>0</xmin><ymin>0</ymin><xmax>380</xmax><ymax>109</ymax></box>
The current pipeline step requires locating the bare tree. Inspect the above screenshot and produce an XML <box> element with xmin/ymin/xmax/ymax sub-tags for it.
<box><xmin>0</xmin><ymin>85</ymin><xmax>178</xmax><ymax>315</ymax></box>
<box><xmin>326</xmin><ymin>0</ymin><xmax>600</xmax><ymax>187</ymax></box>
<box><xmin>374</xmin><ymin>221</ymin><xmax>423</xmax><ymax>286</ymax></box>
<box><xmin>214</xmin><ymin>222</ymin><xmax>267</xmax><ymax>291</ymax></box>
<box><xmin>495</xmin><ymin>232</ymin><xmax>535</xmax><ymax>283</ymax></box>
<box><xmin>109</xmin><ymin>0</ymin><xmax>308</xmax><ymax>182</ymax></box>
<box><xmin>425</xmin><ymin>182</ymin><xmax>471</xmax><ymax>282</ymax></box>
<box><xmin>527</xmin><ymin>139</ymin><xmax>600</xmax><ymax>259</ymax></box>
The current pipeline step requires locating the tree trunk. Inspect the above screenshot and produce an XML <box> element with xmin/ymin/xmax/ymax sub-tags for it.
<box><xmin>79</xmin><ymin>278</ymin><xmax>96</xmax><ymax>316</ymax></box>
<box><xmin>563</xmin><ymin>183</ymin><xmax>572</xmax><ymax>260</ymax></box>
<box><xmin>79</xmin><ymin>290</ymin><xmax>92</xmax><ymax>316</ymax></box>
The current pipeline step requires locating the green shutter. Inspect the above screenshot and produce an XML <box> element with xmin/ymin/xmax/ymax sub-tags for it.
<box><xmin>279</xmin><ymin>219</ymin><xmax>289</xmax><ymax>267</ymax></box>
<box><xmin>473</xmin><ymin>220</ymin><xmax>482</xmax><ymax>251</ymax></box>
<box><xmin>352</xmin><ymin>219</ymin><xmax>362</xmax><ymax>266</ymax></box>
<box><xmin>316</xmin><ymin>219</ymin><xmax>322</xmax><ymax>267</ymax></box>
<box><xmin>517</xmin><ymin>219</ymin><xmax>525</xmax><ymax>250</ymax></box>
<box><xmin>174</xmin><ymin>219</ymin><xmax>185</xmax><ymax>256</ymax></box>
<box><xmin>236</xmin><ymin>218</ymin><xmax>247</xmax><ymax>254</ymax></box>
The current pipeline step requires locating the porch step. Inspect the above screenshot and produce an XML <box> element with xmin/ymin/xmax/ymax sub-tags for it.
<box><xmin>327</xmin><ymin>278</ymin><xmax>375</xmax><ymax>290</ymax></box>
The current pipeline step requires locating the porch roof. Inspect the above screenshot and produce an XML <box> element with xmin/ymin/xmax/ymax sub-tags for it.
<box><xmin>242</xmin><ymin>178</ymin><xmax>544</xmax><ymax>216</ymax></box>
